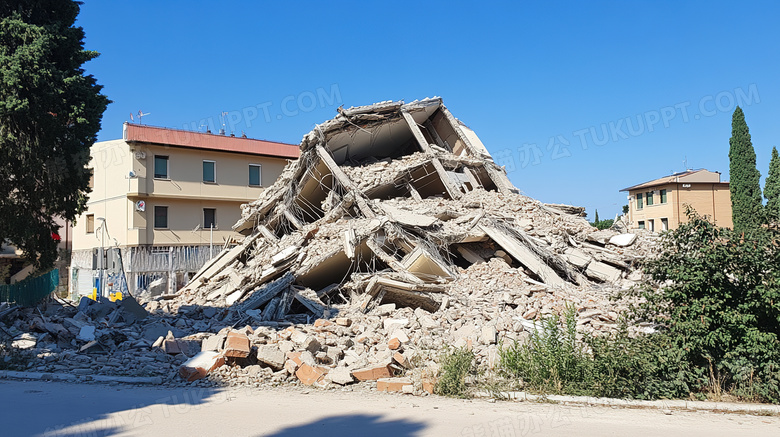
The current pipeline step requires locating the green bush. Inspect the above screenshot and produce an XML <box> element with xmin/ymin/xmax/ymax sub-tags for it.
<box><xmin>500</xmin><ymin>209</ymin><xmax>780</xmax><ymax>403</ymax></box>
<box><xmin>638</xmin><ymin>209</ymin><xmax>780</xmax><ymax>402</ymax></box>
<box><xmin>499</xmin><ymin>308</ymin><xmax>691</xmax><ymax>400</ymax></box>
<box><xmin>436</xmin><ymin>346</ymin><xmax>475</xmax><ymax>398</ymax></box>
<box><xmin>500</xmin><ymin>306</ymin><xmax>592</xmax><ymax>395</ymax></box>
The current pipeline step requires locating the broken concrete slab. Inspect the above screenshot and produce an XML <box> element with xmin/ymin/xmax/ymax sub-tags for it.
<box><xmin>585</xmin><ymin>261</ymin><xmax>623</xmax><ymax>283</ymax></box>
<box><xmin>609</xmin><ymin>233</ymin><xmax>637</xmax><ymax>247</ymax></box>
<box><xmin>257</xmin><ymin>345</ymin><xmax>286</xmax><ymax>370</ymax></box>
<box><xmin>179</xmin><ymin>351</ymin><xmax>225</xmax><ymax>381</ymax></box>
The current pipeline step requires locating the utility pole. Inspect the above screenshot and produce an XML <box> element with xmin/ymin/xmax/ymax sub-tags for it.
<box><xmin>96</xmin><ymin>217</ymin><xmax>106</xmax><ymax>301</ymax></box>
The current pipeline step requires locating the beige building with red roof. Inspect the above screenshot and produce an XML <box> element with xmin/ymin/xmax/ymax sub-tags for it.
<box><xmin>70</xmin><ymin>123</ymin><xmax>299</xmax><ymax>298</ymax></box>
<box><xmin>620</xmin><ymin>169</ymin><xmax>732</xmax><ymax>232</ymax></box>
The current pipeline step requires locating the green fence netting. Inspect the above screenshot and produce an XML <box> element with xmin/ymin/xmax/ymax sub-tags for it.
<box><xmin>0</xmin><ymin>269</ymin><xmax>59</xmax><ymax>307</ymax></box>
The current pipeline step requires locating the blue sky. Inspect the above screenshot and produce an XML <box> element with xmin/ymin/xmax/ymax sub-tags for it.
<box><xmin>76</xmin><ymin>1</ymin><xmax>780</xmax><ymax>219</ymax></box>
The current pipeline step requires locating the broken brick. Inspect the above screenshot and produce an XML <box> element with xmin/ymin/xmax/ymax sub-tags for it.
<box><xmin>295</xmin><ymin>363</ymin><xmax>329</xmax><ymax>386</ymax></box>
<box><xmin>223</xmin><ymin>331</ymin><xmax>251</xmax><ymax>358</ymax></box>
<box><xmin>377</xmin><ymin>377</ymin><xmax>413</xmax><ymax>393</ymax></box>
<box><xmin>351</xmin><ymin>363</ymin><xmax>393</xmax><ymax>381</ymax></box>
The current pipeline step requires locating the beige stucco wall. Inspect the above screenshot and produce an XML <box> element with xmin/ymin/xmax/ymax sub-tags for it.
<box><xmin>628</xmin><ymin>184</ymin><xmax>676</xmax><ymax>231</ymax></box>
<box><xmin>73</xmin><ymin>140</ymin><xmax>131</xmax><ymax>251</ymax></box>
<box><xmin>128</xmin><ymin>143</ymin><xmax>288</xmax><ymax>201</ymax></box>
<box><xmin>627</xmin><ymin>182</ymin><xmax>732</xmax><ymax>231</ymax></box>
<box><xmin>138</xmin><ymin>198</ymin><xmax>244</xmax><ymax>247</ymax></box>
<box><xmin>72</xmin><ymin>138</ymin><xmax>293</xmax><ymax>251</ymax></box>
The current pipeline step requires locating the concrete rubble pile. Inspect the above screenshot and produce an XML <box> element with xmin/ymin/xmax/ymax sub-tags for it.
<box><xmin>161</xmin><ymin>98</ymin><xmax>657</xmax><ymax>391</ymax></box>
<box><xmin>1</xmin><ymin>98</ymin><xmax>658</xmax><ymax>394</ymax></box>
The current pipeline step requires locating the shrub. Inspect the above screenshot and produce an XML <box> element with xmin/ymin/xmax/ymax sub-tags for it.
<box><xmin>436</xmin><ymin>346</ymin><xmax>475</xmax><ymax>398</ymax></box>
<box><xmin>639</xmin><ymin>209</ymin><xmax>780</xmax><ymax>402</ymax></box>
<box><xmin>499</xmin><ymin>306</ymin><xmax>593</xmax><ymax>395</ymax></box>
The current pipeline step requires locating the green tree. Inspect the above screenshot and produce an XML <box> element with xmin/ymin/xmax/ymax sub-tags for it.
<box><xmin>765</xmin><ymin>146</ymin><xmax>780</xmax><ymax>219</ymax></box>
<box><xmin>0</xmin><ymin>1</ymin><xmax>108</xmax><ymax>269</ymax></box>
<box><xmin>594</xmin><ymin>209</ymin><xmax>600</xmax><ymax>224</ymax></box>
<box><xmin>728</xmin><ymin>106</ymin><xmax>763</xmax><ymax>232</ymax></box>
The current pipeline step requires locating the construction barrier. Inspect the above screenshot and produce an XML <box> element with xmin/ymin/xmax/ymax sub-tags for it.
<box><xmin>0</xmin><ymin>269</ymin><xmax>59</xmax><ymax>307</ymax></box>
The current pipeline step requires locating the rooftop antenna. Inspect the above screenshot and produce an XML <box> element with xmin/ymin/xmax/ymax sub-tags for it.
<box><xmin>219</xmin><ymin>111</ymin><xmax>228</xmax><ymax>135</ymax></box>
<box><xmin>683</xmin><ymin>156</ymin><xmax>688</xmax><ymax>171</ymax></box>
<box><xmin>138</xmin><ymin>110</ymin><xmax>151</xmax><ymax>125</ymax></box>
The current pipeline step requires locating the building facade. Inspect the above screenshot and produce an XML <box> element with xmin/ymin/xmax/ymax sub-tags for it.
<box><xmin>621</xmin><ymin>169</ymin><xmax>732</xmax><ymax>231</ymax></box>
<box><xmin>70</xmin><ymin>123</ymin><xmax>298</xmax><ymax>297</ymax></box>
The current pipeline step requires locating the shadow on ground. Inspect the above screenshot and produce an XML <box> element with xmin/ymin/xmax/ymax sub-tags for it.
<box><xmin>0</xmin><ymin>379</ymin><xmax>224</xmax><ymax>437</ymax></box>
<box><xmin>261</xmin><ymin>413</ymin><xmax>427</xmax><ymax>437</ymax></box>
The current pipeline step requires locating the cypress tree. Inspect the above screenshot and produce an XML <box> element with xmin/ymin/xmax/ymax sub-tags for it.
<box><xmin>0</xmin><ymin>1</ymin><xmax>109</xmax><ymax>269</ymax></box>
<box><xmin>594</xmin><ymin>209</ymin><xmax>600</xmax><ymax>224</ymax></box>
<box><xmin>728</xmin><ymin>107</ymin><xmax>763</xmax><ymax>231</ymax></box>
<box><xmin>765</xmin><ymin>146</ymin><xmax>780</xmax><ymax>219</ymax></box>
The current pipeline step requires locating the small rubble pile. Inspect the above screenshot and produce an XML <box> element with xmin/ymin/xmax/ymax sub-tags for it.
<box><xmin>0</xmin><ymin>297</ymin><xmax>182</xmax><ymax>380</ymax></box>
<box><xmin>162</xmin><ymin>98</ymin><xmax>657</xmax><ymax>389</ymax></box>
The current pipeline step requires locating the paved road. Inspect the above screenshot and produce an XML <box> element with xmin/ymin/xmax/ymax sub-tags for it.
<box><xmin>1</xmin><ymin>379</ymin><xmax>778</xmax><ymax>436</ymax></box>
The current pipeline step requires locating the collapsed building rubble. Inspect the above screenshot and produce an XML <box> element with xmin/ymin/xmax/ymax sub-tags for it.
<box><xmin>2</xmin><ymin>98</ymin><xmax>659</xmax><ymax>394</ymax></box>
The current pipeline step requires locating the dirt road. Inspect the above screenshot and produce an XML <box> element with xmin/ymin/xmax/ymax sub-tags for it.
<box><xmin>2</xmin><ymin>379</ymin><xmax>778</xmax><ymax>436</ymax></box>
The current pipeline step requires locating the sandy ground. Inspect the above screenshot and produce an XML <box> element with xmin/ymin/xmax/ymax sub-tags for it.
<box><xmin>2</xmin><ymin>379</ymin><xmax>779</xmax><ymax>437</ymax></box>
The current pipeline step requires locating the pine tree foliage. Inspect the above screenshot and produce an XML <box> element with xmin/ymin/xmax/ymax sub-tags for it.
<box><xmin>765</xmin><ymin>147</ymin><xmax>780</xmax><ymax>219</ymax></box>
<box><xmin>0</xmin><ymin>1</ymin><xmax>109</xmax><ymax>269</ymax></box>
<box><xmin>728</xmin><ymin>107</ymin><xmax>763</xmax><ymax>232</ymax></box>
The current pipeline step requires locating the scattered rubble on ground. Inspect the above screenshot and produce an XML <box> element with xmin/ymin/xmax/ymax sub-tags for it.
<box><xmin>1</xmin><ymin>98</ymin><xmax>660</xmax><ymax>394</ymax></box>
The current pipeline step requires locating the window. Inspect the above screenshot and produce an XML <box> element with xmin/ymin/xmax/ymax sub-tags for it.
<box><xmin>636</xmin><ymin>193</ymin><xmax>643</xmax><ymax>210</ymax></box>
<box><xmin>249</xmin><ymin>164</ymin><xmax>262</xmax><ymax>186</ymax></box>
<box><xmin>661</xmin><ymin>218</ymin><xmax>669</xmax><ymax>231</ymax></box>
<box><xmin>154</xmin><ymin>206</ymin><xmax>168</xmax><ymax>229</ymax></box>
<box><xmin>86</xmin><ymin>214</ymin><xmax>94</xmax><ymax>233</ymax></box>
<box><xmin>646</xmin><ymin>191</ymin><xmax>654</xmax><ymax>206</ymax></box>
<box><xmin>660</xmin><ymin>189</ymin><xmax>668</xmax><ymax>204</ymax></box>
<box><xmin>648</xmin><ymin>219</ymin><xmax>655</xmax><ymax>232</ymax></box>
<box><xmin>203</xmin><ymin>160</ymin><xmax>216</xmax><ymax>183</ymax></box>
<box><xmin>154</xmin><ymin>156</ymin><xmax>169</xmax><ymax>179</ymax></box>
<box><xmin>204</xmin><ymin>208</ymin><xmax>216</xmax><ymax>229</ymax></box>
<box><xmin>638</xmin><ymin>221</ymin><xmax>645</xmax><ymax>230</ymax></box>
<box><xmin>88</xmin><ymin>171</ymin><xmax>94</xmax><ymax>189</ymax></box>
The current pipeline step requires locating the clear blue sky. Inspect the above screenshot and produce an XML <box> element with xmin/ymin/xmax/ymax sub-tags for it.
<box><xmin>76</xmin><ymin>1</ymin><xmax>780</xmax><ymax>219</ymax></box>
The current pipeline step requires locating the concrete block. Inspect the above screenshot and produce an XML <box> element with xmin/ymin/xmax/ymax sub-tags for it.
<box><xmin>257</xmin><ymin>345</ymin><xmax>286</xmax><ymax>370</ymax></box>
<box><xmin>201</xmin><ymin>333</ymin><xmax>226</xmax><ymax>352</ymax></box>
<box><xmin>480</xmin><ymin>325</ymin><xmax>497</xmax><ymax>345</ymax></box>
<box><xmin>325</xmin><ymin>366</ymin><xmax>354</xmax><ymax>385</ymax></box>
<box><xmin>383</xmin><ymin>318</ymin><xmax>408</xmax><ymax>333</ymax></box>
<box><xmin>77</xmin><ymin>326</ymin><xmax>95</xmax><ymax>342</ymax></box>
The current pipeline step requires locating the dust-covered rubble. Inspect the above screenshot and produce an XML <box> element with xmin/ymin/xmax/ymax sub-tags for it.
<box><xmin>2</xmin><ymin>97</ymin><xmax>659</xmax><ymax>394</ymax></box>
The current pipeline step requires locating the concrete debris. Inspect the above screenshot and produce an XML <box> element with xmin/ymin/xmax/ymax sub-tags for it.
<box><xmin>0</xmin><ymin>98</ymin><xmax>660</xmax><ymax>395</ymax></box>
<box><xmin>179</xmin><ymin>351</ymin><xmax>225</xmax><ymax>382</ymax></box>
<box><xmin>609</xmin><ymin>233</ymin><xmax>637</xmax><ymax>247</ymax></box>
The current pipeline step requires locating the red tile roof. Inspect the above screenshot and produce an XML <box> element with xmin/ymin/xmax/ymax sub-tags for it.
<box><xmin>123</xmin><ymin>123</ymin><xmax>300</xmax><ymax>159</ymax></box>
